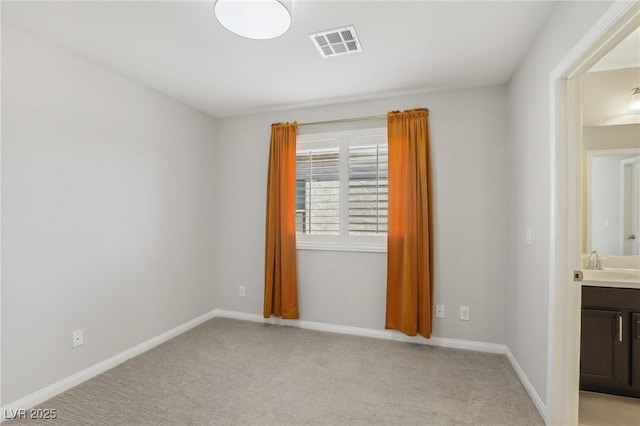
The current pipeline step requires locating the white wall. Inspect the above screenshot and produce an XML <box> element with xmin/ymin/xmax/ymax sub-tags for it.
<box><xmin>213</xmin><ymin>86</ymin><xmax>509</xmax><ymax>344</ymax></box>
<box><xmin>581</xmin><ymin>68</ymin><xmax>640</xmax><ymax>126</ymax></box>
<box><xmin>1</xmin><ymin>24</ymin><xmax>218</xmax><ymax>405</ymax></box>
<box><xmin>505</xmin><ymin>0</ymin><xmax>615</xmax><ymax>406</ymax></box>
<box><xmin>583</xmin><ymin>124</ymin><xmax>640</xmax><ymax>150</ymax></box>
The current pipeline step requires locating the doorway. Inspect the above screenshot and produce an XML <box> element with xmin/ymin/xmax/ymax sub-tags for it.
<box><xmin>578</xmin><ymin>28</ymin><xmax>640</xmax><ymax>424</ymax></box>
<box><xmin>549</xmin><ymin>3</ymin><xmax>640</xmax><ymax>425</ymax></box>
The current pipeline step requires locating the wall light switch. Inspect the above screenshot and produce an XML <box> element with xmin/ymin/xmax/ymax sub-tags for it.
<box><xmin>525</xmin><ymin>226</ymin><xmax>532</xmax><ymax>245</ymax></box>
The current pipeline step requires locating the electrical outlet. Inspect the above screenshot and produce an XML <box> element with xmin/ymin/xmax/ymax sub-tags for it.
<box><xmin>72</xmin><ymin>329</ymin><xmax>83</xmax><ymax>348</ymax></box>
<box><xmin>435</xmin><ymin>304</ymin><xmax>445</xmax><ymax>318</ymax></box>
<box><xmin>239</xmin><ymin>286</ymin><xmax>246</xmax><ymax>297</ymax></box>
<box><xmin>460</xmin><ymin>306</ymin><xmax>470</xmax><ymax>321</ymax></box>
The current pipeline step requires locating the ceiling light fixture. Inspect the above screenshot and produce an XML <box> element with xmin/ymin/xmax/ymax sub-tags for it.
<box><xmin>214</xmin><ymin>0</ymin><xmax>292</xmax><ymax>40</ymax></box>
<box><xmin>630</xmin><ymin>88</ymin><xmax>640</xmax><ymax>112</ymax></box>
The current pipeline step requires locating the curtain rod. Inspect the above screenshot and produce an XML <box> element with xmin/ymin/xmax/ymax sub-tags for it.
<box><xmin>297</xmin><ymin>114</ymin><xmax>386</xmax><ymax>127</ymax></box>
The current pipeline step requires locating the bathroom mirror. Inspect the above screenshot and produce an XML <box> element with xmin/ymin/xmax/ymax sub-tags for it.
<box><xmin>580</xmin><ymin>37</ymin><xmax>639</xmax><ymax>257</ymax></box>
<box><xmin>586</xmin><ymin>147</ymin><xmax>640</xmax><ymax>255</ymax></box>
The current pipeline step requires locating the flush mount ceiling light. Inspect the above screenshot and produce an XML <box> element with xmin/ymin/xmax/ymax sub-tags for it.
<box><xmin>214</xmin><ymin>0</ymin><xmax>291</xmax><ymax>40</ymax></box>
<box><xmin>630</xmin><ymin>88</ymin><xmax>640</xmax><ymax>112</ymax></box>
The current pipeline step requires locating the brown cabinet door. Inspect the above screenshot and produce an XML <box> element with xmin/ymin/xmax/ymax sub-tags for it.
<box><xmin>580</xmin><ymin>308</ymin><xmax>626</xmax><ymax>389</ymax></box>
<box><xmin>633</xmin><ymin>313</ymin><xmax>640</xmax><ymax>388</ymax></box>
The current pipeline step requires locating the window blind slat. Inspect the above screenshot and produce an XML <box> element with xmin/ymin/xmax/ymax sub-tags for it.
<box><xmin>348</xmin><ymin>143</ymin><xmax>388</xmax><ymax>236</ymax></box>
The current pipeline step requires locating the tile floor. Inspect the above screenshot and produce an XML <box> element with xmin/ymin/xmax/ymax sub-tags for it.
<box><xmin>579</xmin><ymin>391</ymin><xmax>640</xmax><ymax>426</ymax></box>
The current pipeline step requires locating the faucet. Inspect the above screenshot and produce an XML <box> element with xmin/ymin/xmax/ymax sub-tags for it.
<box><xmin>588</xmin><ymin>250</ymin><xmax>602</xmax><ymax>270</ymax></box>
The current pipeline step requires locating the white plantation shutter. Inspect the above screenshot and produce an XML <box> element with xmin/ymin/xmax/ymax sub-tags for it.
<box><xmin>348</xmin><ymin>144</ymin><xmax>388</xmax><ymax>235</ymax></box>
<box><xmin>296</xmin><ymin>147</ymin><xmax>340</xmax><ymax>235</ymax></box>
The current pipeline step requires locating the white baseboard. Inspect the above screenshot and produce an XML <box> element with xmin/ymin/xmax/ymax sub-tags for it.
<box><xmin>212</xmin><ymin>309</ymin><xmax>506</xmax><ymax>354</ymax></box>
<box><xmin>1</xmin><ymin>309</ymin><xmax>217</xmax><ymax>420</ymax></box>
<box><xmin>505</xmin><ymin>347</ymin><xmax>546</xmax><ymax>422</ymax></box>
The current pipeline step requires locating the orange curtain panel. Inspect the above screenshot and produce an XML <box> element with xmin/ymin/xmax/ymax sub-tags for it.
<box><xmin>385</xmin><ymin>108</ymin><xmax>433</xmax><ymax>338</ymax></box>
<box><xmin>264</xmin><ymin>122</ymin><xmax>299</xmax><ymax>319</ymax></box>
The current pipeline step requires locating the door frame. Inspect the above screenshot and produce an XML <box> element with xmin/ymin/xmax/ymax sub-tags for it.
<box><xmin>547</xmin><ymin>2</ymin><xmax>639</xmax><ymax>425</ymax></box>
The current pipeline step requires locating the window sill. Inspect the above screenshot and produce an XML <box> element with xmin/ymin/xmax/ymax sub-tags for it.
<box><xmin>296</xmin><ymin>241</ymin><xmax>387</xmax><ymax>253</ymax></box>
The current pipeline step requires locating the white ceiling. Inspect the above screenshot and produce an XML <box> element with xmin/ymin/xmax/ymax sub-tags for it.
<box><xmin>2</xmin><ymin>1</ymin><xmax>559</xmax><ymax>118</ymax></box>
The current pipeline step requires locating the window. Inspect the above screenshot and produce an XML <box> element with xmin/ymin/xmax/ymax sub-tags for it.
<box><xmin>296</xmin><ymin>128</ymin><xmax>387</xmax><ymax>252</ymax></box>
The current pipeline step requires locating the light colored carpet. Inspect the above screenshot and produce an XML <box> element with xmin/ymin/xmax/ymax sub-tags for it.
<box><xmin>7</xmin><ymin>318</ymin><xmax>543</xmax><ymax>425</ymax></box>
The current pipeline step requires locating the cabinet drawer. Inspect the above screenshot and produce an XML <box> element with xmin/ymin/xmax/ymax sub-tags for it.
<box><xmin>582</xmin><ymin>286</ymin><xmax>640</xmax><ymax>310</ymax></box>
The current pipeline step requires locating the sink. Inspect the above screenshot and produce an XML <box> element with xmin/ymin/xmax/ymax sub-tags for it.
<box><xmin>599</xmin><ymin>256</ymin><xmax>640</xmax><ymax>269</ymax></box>
<box><xmin>581</xmin><ymin>255</ymin><xmax>640</xmax><ymax>287</ymax></box>
<box><xmin>582</xmin><ymin>268</ymin><xmax>640</xmax><ymax>284</ymax></box>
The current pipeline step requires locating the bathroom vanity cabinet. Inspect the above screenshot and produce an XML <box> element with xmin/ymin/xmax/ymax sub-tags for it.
<box><xmin>580</xmin><ymin>286</ymin><xmax>640</xmax><ymax>398</ymax></box>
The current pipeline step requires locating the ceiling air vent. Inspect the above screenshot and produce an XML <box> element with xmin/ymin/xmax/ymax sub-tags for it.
<box><xmin>310</xmin><ymin>25</ymin><xmax>362</xmax><ymax>58</ymax></box>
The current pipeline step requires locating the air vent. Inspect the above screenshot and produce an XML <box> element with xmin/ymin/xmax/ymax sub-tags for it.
<box><xmin>310</xmin><ymin>26</ymin><xmax>362</xmax><ymax>58</ymax></box>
